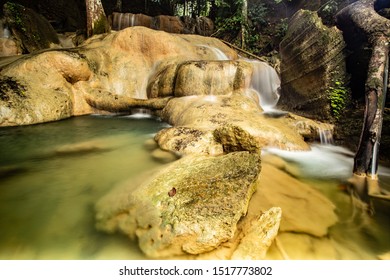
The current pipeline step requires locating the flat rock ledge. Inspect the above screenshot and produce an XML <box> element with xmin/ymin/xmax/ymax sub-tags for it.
<box><xmin>95</xmin><ymin>151</ymin><xmax>261</xmax><ymax>258</ymax></box>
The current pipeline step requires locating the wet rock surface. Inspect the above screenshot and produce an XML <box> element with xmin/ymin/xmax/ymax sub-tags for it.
<box><xmin>156</xmin><ymin>94</ymin><xmax>311</xmax><ymax>154</ymax></box>
<box><xmin>95</xmin><ymin>151</ymin><xmax>261</xmax><ymax>257</ymax></box>
<box><xmin>0</xmin><ymin>27</ymin><xmax>237</xmax><ymax>126</ymax></box>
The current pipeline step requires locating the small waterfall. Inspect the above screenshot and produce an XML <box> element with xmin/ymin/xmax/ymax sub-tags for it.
<box><xmin>197</xmin><ymin>45</ymin><xmax>229</xmax><ymax>60</ymax></box>
<box><xmin>247</xmin><ymin>59</ymin><xmax>281</xmax><ymax>111</ymax></box>
<box><xmin>130</xmin><ymin>14</ymin><xmax>135</xmax><ymax>27</ymax></box>
<box><xmin>209</xmin><ymin>46</ymin><xmax>229</xmax><ymax>60</ymax></box>
<box><xmin>112</xmin><ymin>13</ymin><xmax>138</xmax><ymax>30</ymax></box>
<box><xmin>128</xmin><ymin>108</ymin><xmax>153</xmax><ymax>119</ymax></box>
<box><xmin>0</xmin><ymin>20</ymin><xmax>10</xmax><ymax>38</ymax></box>
<box><xmin>318</xmin><ymin>127</ymin><xmax>334</xmax><ymax>145</ymax></box>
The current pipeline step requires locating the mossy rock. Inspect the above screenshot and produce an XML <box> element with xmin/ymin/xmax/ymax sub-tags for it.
<box><xmin>3</xmin><ymin>2</ymin><xmax>59</xmax><ymax>53</ymax></box>
<box><xmin>95</xmin><ymin>151</ymin><xmax>261</xmax><ymax>257</ymax></box>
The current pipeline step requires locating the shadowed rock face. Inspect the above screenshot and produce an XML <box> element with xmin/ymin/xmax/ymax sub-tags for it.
<box><xmin>278</xmin><ymin>10</ymin><xmax>348</xmax><ymax>121</ymax></box>
<box><xmin>95</xmin><ymin>151</ymin><xmax>261</xmax><ymax>257</ymax></box>
<box><xmin>109</xmin><ymin>12</ymin><xmax>214</xmax><ymax>36</ymax></box>
<box><xmin>3</xmin><ymin>2</ymin><xmax>60</xmax><ymax>53</ymax></box>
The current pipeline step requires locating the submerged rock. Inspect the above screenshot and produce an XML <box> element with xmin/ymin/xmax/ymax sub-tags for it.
<box><xmin>95</xmin><ymin>151</ymin><xmax>261</xmax><ymax>257</ymax></box>
<box><xmin>250</xmin><ymin>163</ymin><xmax>338</xmax><ymax>237</ymax></box>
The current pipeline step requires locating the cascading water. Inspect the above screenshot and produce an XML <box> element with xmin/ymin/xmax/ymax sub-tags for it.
<box><xmin>197</xmin><ymin>44</ymin><xmax>229</xmax><ymax>60</ymax></box>
<box><xmin>208</xmin><ymin>46</ymin><xmax>229</xmax><ymax>60</ymax></box>
<box><xmin>318</xmin><ymin>127</ymin><xmax>334</xmax><ymax>145</ymax></box>
<box><xmin>112</xmin><ymin>13</ymin><xmax>139</xmax><ymax>31</ymax></box>
<box><xmin>0</xmin><ymin>20</ymin><xmax>10</xmax><ymax>38</ymax></box>
<box><xmin>246</xmin><ymin>59</ymin><xmax>281</xmax><ymax>111</ymax></box>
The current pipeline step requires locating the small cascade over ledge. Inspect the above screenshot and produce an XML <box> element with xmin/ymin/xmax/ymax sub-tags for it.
<box><xmin>318</xmin><ymin>127</ymin><xmax>334</xmax><ymax>145</ymax></box>
<box><xmin>244</xmin><ymin>59</ymin><xmax>281</xmax><ymax>111</ymax></box>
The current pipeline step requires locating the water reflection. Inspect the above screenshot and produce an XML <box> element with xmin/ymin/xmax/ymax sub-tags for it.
<box><xmin>0</xmin><ymin>116</ymin><xmax>389</xmax><ymax>259</ymax></box>
<box><xmin>0</xmin><ymin>115</ymin><xmax>166</xmax><ymax>259</ymax></box>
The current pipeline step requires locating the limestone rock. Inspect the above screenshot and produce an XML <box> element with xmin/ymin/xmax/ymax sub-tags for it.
<box><xmin>154</xmin><ymin>15</ymin><xmax>185</xmax><ymax>34</ymax></box>
<box><xmin>283</xmin><ymin>112</ymin><xmax>335</xmax><ymax>142</ymax></box>
<box><xmin>95</xmin><ymin>151</ymin><xmax>261</xmax><ymax>257</ymax></box>
<box><xmin>155</xmin><ymin>126</ymin><xmax>222</xmax><ymax>155</ymax></box>
<box><xmin>0</xmin><ymin>51</ymin><xmax>90</xmax><ymax>126</ymax></box>
<box><xmin>249</xmin><ymin>163</ymin><xmax>338</xmax><ymax>237</ymax></box>
<box><xmin>0</xmin><ymin>38</ymin><xmax>21</xmax><ymax>56</ymax></box>
<box><xmin>173</xmin><ymin>60</ymin><xmax>253</xmax><ymax>97</ymax></box>
<box><xmin>231</xmin><ymin>207</ymin><xmax>282</xmax><ymax>260</ymax></box>
<box><xmin>156</xmin><ymin>94</ymin><xmax>310</xmax><ymax>155</ymax></box>
<box><xmin>3</xmin><ymin>2</ymin><xmax>60</xmax><ymax>53</ymax></box>
<box><xmin>213</xmin><ymin>124</ymin><xmax>261</xmax><ymax>154</ymax></box>
<box><xmin>0</xmin><ymin>27</ymin><xmax>237</xmax><ymax>126</ymax></box>
<box><xmin>278</xmin><ymin>10</ymin><xmax>348</xmax><ymax>121</ymax></box>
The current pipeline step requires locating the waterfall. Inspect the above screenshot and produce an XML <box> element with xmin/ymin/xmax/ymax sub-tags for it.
<box><xmin>318</xmin><ymin>127</ymin><xmax>334</xmax><ymax>145</ymax></box>
<box><xmin>0</xmin><ymin>20</ymin><xmax>10</xmax><ymax>38</ymax></box>
<box><xmin>197</xmin><ymin>45</ymin><xmax>229</xmax><ymax>60</ymax></box>
<box><xmin>112</xmin><ymin>13</ymin><xmax>138</xmax><ymax>30</ymax></box>
<box><xmin>127</xmin><ymin>108</ymin><xmax>153</xmax><ymax>119</ymax></box>
<box><xmin>117</xmin><ymin>13</ymin><xmax>123</xmax><ymax>30</ymax></box>
<box><xmin>130</xmin><ymin>14</ymin><xmax>136</xmax><ymax>27</ymax></box>
<box><xmin>209</xmin><ymin>46</ymin><xmax>229</xmax><ymax>60</ymax></box>
<box><xmin>246</xmin><ymin>59</ymin><xmax>281</xmax><ymax>111</ymax></box>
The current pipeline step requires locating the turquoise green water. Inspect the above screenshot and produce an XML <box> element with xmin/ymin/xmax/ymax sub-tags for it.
<box><xmin>0</xmin><ymin>115</ymin><xmax>167</xmax><ymax>259</ymax></box>
<box><xmin>0</xmin><ymin>115</ymin><xmax>389</xmax><ymax>260</ymax></box>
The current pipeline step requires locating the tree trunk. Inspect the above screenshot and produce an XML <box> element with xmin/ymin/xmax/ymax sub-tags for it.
<box><xmin>241</xmin><ymin>0</ymin><xmax>248</xmax><ymax>49</ymax></box>
<box><xmin>85</xmin><ymin>0</ymin><xmax>110</xmax><ymax>38</ymax></box>
<box><xmin>336</xmin><ymin>0</ymin><xmax>389</xmax><ymax>199</ymax></box>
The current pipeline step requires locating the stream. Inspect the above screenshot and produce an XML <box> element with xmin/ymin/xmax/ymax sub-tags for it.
<box><xmin>0</xmin><ymin>115</ymin><xmax>389</xmax><ymax>259</ymax></box>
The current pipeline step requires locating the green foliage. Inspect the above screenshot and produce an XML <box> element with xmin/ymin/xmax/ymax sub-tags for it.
<box><xmin>215</xmin><ymin>13</ymin><xmax>242</xmax><ymax>33</ymax></box>
<box><xmin>248</xmin><ymin>2</ymin><xmax>268</xmax><ymax>26</ymax></box>
<box><xmin>275</xmin><ymin>18</ymin><xmax>288</xmax><ymax>39</ymax></box>
<box><xmin>5</xmin><ymin>2</ymin><xmax>27</xmax><ymax>32</ymax></box>
<box><xmin>328</xmin><ymin>81</ymin><xmax>348</xmax><ymax>120</ymax></box>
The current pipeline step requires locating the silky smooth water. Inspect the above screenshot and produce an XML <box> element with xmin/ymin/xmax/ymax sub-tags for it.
<box><xmin>0</xmin><ymin>115</ymin><xmax>167</xmax><ymax>260</ymax></box>
<box><xmin>0</xmin><ymin>116</ymin><xmax>389</xmax><ymax>260</ymax></box>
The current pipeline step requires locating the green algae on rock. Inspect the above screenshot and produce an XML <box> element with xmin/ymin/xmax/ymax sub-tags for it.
<box><xmin>95</xmin><ymin>151</ymin><xmax>261</xmax><ymax>257</ymax></box>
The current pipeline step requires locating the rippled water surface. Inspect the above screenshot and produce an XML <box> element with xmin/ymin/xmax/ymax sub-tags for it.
<box><xmin>0</xmin><ymin>115</ymin><xmax>389</xmax><ymax>260</ymax></box>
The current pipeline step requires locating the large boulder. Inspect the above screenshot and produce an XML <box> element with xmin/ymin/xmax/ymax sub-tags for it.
<box><xmin>3</xmin><ymin>2</ymin><xmax>60</xmax><ymax>53</ymax></box>
<box><xmin>173</xmin><ymin>60</ymin><xmax>253</xmax><ymax>97</ymax></box>
<box><xmin>0</xmin><ymin>51</ymin><xmax>90</xmax><ymax>126</ymax></box>
<box><xmin>0</xmin><ymin>27</ymin><xmax>237</xmax><ymax>126</ymax></box>
<box><xmin>95</xmin><ymin>151</ymin><xmax>261</xmax><ymax>257</ymax></box>
<box><xmin>278</xmin><ymin>10</ymin><xmax>348</xmax><ymax>121</ymax></box>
